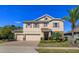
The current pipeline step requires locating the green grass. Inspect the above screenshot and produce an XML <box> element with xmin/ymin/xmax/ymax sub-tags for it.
<box><xmin>36</xmin><ymin>48</ymin><xmax>79</xmax><ymax>53</ymax></box>
<box><xmin>0</xmin><ymin>40</ymin><xmax>6</xmax><ymax>44</ymax></box>
<box><xmin>38</xmin><ymin>40</ymin><xmax>71</xmax><ymax>47</ymax></box>
<box><xmin>0</xmin><ymin>40</ymin><xmax>7</xmax><ymax>44</ymax></box>
<box><xmin>37</xmin><ymin>40</ymin><xmax>79</xmax><ymax>53</ymax></box>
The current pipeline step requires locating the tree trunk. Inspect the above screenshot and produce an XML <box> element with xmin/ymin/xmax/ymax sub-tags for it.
<box><xmin>71</xmin><ymin>27</ymin><xmax>75</xmax><ymax>45</ymax></box>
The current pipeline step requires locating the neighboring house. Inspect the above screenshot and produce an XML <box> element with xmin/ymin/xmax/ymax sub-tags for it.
<box><xmin>64</xmin><ymin>25</ymin><xmax>79</xmax><ymax>41</ymax></box>
<box><xmin>14</xmin><ymin>14</ymin><xmax>64</xmax><ymax>41</ymax></box>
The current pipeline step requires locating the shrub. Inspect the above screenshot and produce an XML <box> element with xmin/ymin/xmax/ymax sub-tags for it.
<box><xmin>51</xmin><ymin>32</ymin><xmax>62</xmax><ymax>41</ymax></box>
<box><xmin>0</xmin><ymin>25</ymin><xmax>21</xmax><ymax>41</ymax></box>
<box><xmin>41</xmin><ymin>37</ymin><xmax>44</xmax><ymax>40</ymax></box>
<box><xmin>64</xmin><ymin>37</ymin><xmax>68</xmax><ymax>41</ymax></box>
<box><xmin>48</xmin><ymin>37</ymin><xmax>53</xmax><ymax>40</ymax></box>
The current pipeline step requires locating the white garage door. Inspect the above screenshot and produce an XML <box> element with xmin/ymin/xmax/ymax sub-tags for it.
<box><xmin>16</xmin><ymin>35</ymin><xmax>24</xmax><ymax>41</ymax></box>
<box><xmin>26</xmin><ymin>35</ymin><xmax>41</xmax><ymax>41</ymax></box>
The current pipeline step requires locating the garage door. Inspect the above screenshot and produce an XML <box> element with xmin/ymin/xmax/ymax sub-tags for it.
<box><xmin>16</xmin><ymin>35</ymin><xmax>24</xmax><ymax>41</ymax></box>
<box><xmin>26</xmin><ymin>35</ymin><xmax>41</xmax><ymax>41</ymax></box>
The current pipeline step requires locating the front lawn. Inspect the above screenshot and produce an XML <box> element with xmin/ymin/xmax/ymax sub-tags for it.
<box><xmin>37</xmin><ymin>40</ymin><xmax>79</xmax><ymax>53</ymax></box>
<box><xmin>36</xmin><ymin>48</ymin><xmax>79</xmax><ymax>53</ymax></box>
<box><xmin>0</xmin><ymin>40</ymin><xmax>6</xmax><ymax>44</ymax></box>
<box><xmin>38</xmin><ymin>40</ymin><xmax>71</xmax><ymax>47</ymax></box>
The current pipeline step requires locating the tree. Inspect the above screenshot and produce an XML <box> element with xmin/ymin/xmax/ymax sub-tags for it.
<box><xmin>63</xmin><ymin>6</ymin><xmax>79</xmax><ymax>44</ymax></box>
<box><xmin>0</xmin><ymin>27</ymin><xmax>13</xmax><ymax>40</ymax></box>
<box><xmin>0</xmin><ymin>25</ymin><xmax>22</xmax><ymax>41</ymax></box>
<box><xmin>4</xmin><ymin>25</ymin><xmax>22</xmax><ymax>30</ymax></box>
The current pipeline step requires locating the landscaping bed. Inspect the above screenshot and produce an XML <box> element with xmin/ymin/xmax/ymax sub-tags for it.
<box><xmin>37</xmin><ymin>40</ymin><xmax>79</xmax><ymax>53</ymax></box>
<box><xmin>38</xmin><ymin>40</ymin><xmax>71</xmax><ymax>47</ymax></box>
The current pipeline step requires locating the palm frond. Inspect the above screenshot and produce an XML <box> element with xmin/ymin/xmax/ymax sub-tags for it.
<box><xmin>62</xmin><ymin>16</ymin><xmax>70</xmax><ymax>21</ymax></box>
<box><xmin>64</xmin><ymin>6</ymin><xmax>79</xmax><ymax>23</ymax></box>
<box><xmin>75</xmin><ymin>12</ymin><xmax>79</xmax><ymax>21</ymax></box>
<box><xmin>73</xmin><ymin>6</ymin><xmax>79</xmax><ymax>17</ymax></box>
<box><xmin>67</xmin><ymin>9</ymin><xmax>72</xmax><ymax>17</ymax></box>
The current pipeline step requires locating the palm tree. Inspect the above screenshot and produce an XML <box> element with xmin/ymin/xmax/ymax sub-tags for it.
<box><xmin>63</xmin><ymin>6</ymin><xmax>79</xmax><ymax>44</ymax></box>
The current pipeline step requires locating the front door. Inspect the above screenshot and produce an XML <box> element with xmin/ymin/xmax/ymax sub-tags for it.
<box><xmin>44</xmin><ymin>32</ymin><xmax>49</xmax><ymax>40</ymax></box>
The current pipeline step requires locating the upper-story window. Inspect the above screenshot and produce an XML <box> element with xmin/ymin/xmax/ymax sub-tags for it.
<box><xmin>26</xmin><ymin>23</ymin><xmax>32</xmax><ymax>28</ymax></box>
<box><xmin>53</xmin><ymin>22</ymin><xmax>59</xmax><ymax>28</ymax></box>
<box><xmin>33</xmin><ymin>23</ymin><xmax>39</xmax><ymax>28</ymax></box>
<box><xmin>44</xmin><ymin>23</ymin><xmax>48</xmax><ymax>27</ymax></box>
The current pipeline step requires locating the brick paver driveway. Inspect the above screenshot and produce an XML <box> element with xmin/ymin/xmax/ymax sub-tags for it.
<box><xmin>0</xmin><ymin>41</ymin><xmax>39</xmax><ymax>53</ymax></box>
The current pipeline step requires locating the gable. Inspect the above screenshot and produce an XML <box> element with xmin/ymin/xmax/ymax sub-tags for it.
<box><xmin>24</xmin><ymin>14</ymin><xmax>63</xmax><ymax>24</ymax></box>
<box><xmin>35</xmin><ymin>14</ymin><xmax>53</xmax><ymax>21</ymax></box>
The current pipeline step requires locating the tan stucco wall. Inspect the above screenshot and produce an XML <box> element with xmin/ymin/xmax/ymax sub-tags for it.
<box><xmin>38</xmin><ymin>16</ymin><xmax>52</xmax><ymax>21</ymax></box>
<box><xmin>23</xmin><ymin>15</ymin><xmax>64</xmax><ymax>39</ymax></box>
<box><xmin>38</xmin><ymin>23</ymin><xmax>43</xmax><ymax>28</ymax></box>
<box><xmin>48</xmin><ymin>21</ymin><xmax>64</xmax><ymax>31</ymax></box>
<box><xmin>23</xmin><ymin>21</ymin><xmax>64</xmax><ymax>36</ymax></box>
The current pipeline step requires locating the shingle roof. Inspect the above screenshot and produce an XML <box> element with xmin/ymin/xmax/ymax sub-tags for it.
<box><xmin>64</xmin><ymin>25</ymin><xmax>79</xmax><ymax>35</ymax></box>
<box><xmin>24</xmin><ymin>20</ymin><xmax>50</xmax><ymax>23</ymax></box>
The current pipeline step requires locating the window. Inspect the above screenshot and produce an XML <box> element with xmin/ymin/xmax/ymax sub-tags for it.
<box><xmin>33</xmin><ymin>23</ymin><xmax>39</xmax><ymax>28</ymax></box>
<box><xmin>44</xmin><ymin>23</ymin><xmax>48</xmax><ymax>27</ymax></box>
<box><xmin>27</xmin><ymin>23</ymin><xmax>32</xmax><ymax>28</ymax></box>
<box><xmin>45</xmin><ymin>18</ymin><xmax>48</xmax><ymax>20</ymax></box>
<box><xmin>53</xmin><ymin>22</ymin><xmax>59</xmax><ymax>28</ymax></box>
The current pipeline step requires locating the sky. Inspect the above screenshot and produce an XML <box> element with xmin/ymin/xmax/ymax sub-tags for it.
<box><xmin>0</xmin><ymin>5</ymin><xmax>78</xmax><ymax>32</ymax></box>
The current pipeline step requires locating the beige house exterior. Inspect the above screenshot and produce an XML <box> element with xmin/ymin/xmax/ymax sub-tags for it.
<box><xmin>14</xmin><ymin>14</ymin><xmax>64</xmax><ymax>41</ymax></box>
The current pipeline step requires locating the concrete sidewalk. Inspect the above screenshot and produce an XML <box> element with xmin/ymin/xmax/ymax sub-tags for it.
<box><xmin>37</xmin><ymin>47</ymin><xmax>79</xmax><ymax>49</ymax></box>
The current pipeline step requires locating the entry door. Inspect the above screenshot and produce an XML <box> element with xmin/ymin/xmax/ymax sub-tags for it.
<box><xmin>44</xmin><ymin>32</ymin><xmax>49</xmax><ymax>40</ymax></box>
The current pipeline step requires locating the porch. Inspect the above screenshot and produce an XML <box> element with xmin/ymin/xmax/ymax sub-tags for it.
<box><xmin>41</xmin><ymin>28</ymin><xmax>52</xmax><ymax>40</ymax></box>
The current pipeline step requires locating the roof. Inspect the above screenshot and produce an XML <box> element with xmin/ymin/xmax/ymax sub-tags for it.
<box><xmin>35</xmin><ymin>14</ymin><xmax>63</xmax><ymax>21</ymax></box>
<box><xmin>64</xmin><ymin>32</ymin><xmax>79</xmax><ymax>35</ymax></box>
<box><xmin>24</xmin><ymin>20</ymin><xmax>50</xmax><ymax>23</ymax></box>
<box><xmin>23</xmin><ymin>14</ymin><xmax>64</xmax><ymax>23</ymax></box>
<box><xmin>64</xmin><ymin>25</ymin><xmax>79</xmax><ymax>35</ymax></box>
<box><xmin>34</xmin><ymin>14</ymin><xmax>54</xmax><ymax>21</ymax></box>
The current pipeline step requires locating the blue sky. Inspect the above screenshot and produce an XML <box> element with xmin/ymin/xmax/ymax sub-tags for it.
<box><xmin>0</xmin><ymin>5</ymin><xmax>78</xmax><ymax>32</ymax></box>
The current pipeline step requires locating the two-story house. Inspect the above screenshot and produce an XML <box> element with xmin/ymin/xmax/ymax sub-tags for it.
<box><xmin>14</xmin><ymin>14</ymin><xmax>64</xmax><ymax>41</ymax></box>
